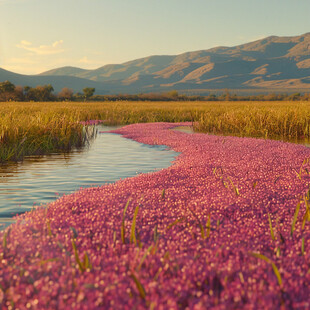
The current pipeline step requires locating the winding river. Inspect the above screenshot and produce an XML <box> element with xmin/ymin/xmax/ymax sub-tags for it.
<box><xmin>0</xmin><ymin>125</ymin><xmax>179</xmax><ymax>229</ymax></box>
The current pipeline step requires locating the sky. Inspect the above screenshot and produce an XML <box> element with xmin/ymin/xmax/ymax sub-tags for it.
<box><xmin>0</xmin><ymin>0</ymin><xmax>310</xmax><ymax>75</ymax></box>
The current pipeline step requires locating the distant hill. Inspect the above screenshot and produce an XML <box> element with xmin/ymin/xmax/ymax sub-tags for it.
<box><xmin>0</xmin><ymin>68</ymin><xmax>106</xmax><ymax>93</ymax></box>
<box><xmin>2</xmin><ymin>33</ymin><xmax>310</xmax><ymax>94</ymax></box>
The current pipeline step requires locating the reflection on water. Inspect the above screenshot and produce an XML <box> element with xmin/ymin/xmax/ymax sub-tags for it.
<box><xmin>0</xmin><ymin>125</ymin><xmax>179</xmax><ymax>229</ymax></box>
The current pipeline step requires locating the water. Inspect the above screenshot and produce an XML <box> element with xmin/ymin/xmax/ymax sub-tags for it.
<box><xmin>0</xmin><ymin>126</ymin><xmax>179</xmax><ymax>229</ymax></box>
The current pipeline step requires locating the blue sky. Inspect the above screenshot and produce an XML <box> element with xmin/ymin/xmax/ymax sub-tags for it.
<box><xmin>0</xmin><ymin>0</ymin><xmax>309</xmax><ymax>74</ymax></box>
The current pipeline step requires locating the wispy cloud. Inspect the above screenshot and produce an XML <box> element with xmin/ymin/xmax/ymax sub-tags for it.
<box><xmin>78</xmin><ymin>56</ymin><xmax>103</xmax><ymax>68</ymax></box>
<box><xmin>16</xmin><ymin>40</ymin><xmax>65</xmax><ymax>55</ymax></box>
<box><xmin>78</xmin><ymin>56</ymin><xmax>96</xmax><ymax>65</ymax></box>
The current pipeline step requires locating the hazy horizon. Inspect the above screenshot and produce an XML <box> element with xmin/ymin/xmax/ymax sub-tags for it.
<box><xmin>1</xmin><ymin>0</ymin><xmax>310</xmax><ymax>75</ymax></box>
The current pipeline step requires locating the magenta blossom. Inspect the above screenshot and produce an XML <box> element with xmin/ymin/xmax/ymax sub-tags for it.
<box><xmin>0</xmin><ymin>122</ymin><xmax>310</xmax><ymax>309</ymax></box>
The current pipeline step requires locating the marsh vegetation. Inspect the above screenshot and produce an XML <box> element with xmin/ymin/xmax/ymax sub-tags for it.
<box><xmin>1</xmin><ymin>100</ymin><xmax>310</xmax><ymax>163</ymax></box>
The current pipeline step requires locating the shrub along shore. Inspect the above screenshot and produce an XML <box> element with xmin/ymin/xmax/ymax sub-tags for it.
<box><xmin>1</xmin><ymin>100</ymin><xmax>310</xmax><ymax>162</ymax></box>
<box><xmin>0</xmin><ymin>122</ymin><xmax>309</xmax><ymax>308</ymax></box>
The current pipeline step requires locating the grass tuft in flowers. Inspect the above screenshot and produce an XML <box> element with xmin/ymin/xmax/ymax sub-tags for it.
<box><xmin>130</xmin><ymin>272</ymin><xmax>146</xmax><ymax>300</ymax></box>
<box><xmin>161</xmin><ymin>189</ymin><xmax>166</xmax><ymax>199</ymax></box>
<box><xmin>268</xmin><ymin>213</ymin><xmax>276</xmax><ymax>241</ymax></box>
<box><xmin>136</xmin><ymin>245</ymin><xmax>154</xmax><ymax>271</ymax></box>
<box><xmin>206</xmin><ymin>214</ymin><xmax>211</xmax><ymax>238</ymax></box>
<box><xmin>189</xmin><ymin>208</ymin><xmax>206</xmax><ymax>239</ymax></box>
<box><xmin>130</xmin><ymin>205</ymin><xmax>139</xmax><ymax>246</ymax></box>
<box><xmin>250</xmin><ymin>252</ymin><xmax>282</xmax><ymax>287</ymax></box>
<box><xmin>153</xmin><ymin>225</ymin><xmax>159</xmax><ymax>243</ymax></box>
<box><xmin>121</xmin><ymin>199</ymin><xmax>130</xmax><ymax>244</ymax></box>
<box><xmin>166</xmin><ymin>217</ymin><xmax>186</xmax><ymax>230</ymax></box>
<box><xmin>291</xmin><ymin>200</ymin><xmax>301</xmax><ymax>237</ymax></box>
<box><xmin>302</xmin><ymin>195</ymin><xmax>310</xmax><ymax>230</ymax></box>
<box><xmin>47</xmin><ymin>220</ymin><xmax>52</xmax><ymax>237</ymax></box>
<box><xmin>227</xmin><ymin>176</ymin><xmax>240</xmax><ymax>196</ymax></box>
<box><xmin>2</xmin><ymin>229</ymin><xmax>9</xmax><ymax>250</ymax></box>
<box><xmin>1</xmin><ymin>228</ymin><xmax>10</xmax><ymax>258</ymax></box>
<box><xmin>71</xmin><ymin>238</ymin><xmax>92</xmax><ymax>273</ymax></box>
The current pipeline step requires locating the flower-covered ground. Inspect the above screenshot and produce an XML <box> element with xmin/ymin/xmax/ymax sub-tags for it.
<box><xmin>1</xmin><ymin>122</ymin><xmax>310</xmax><ymax>309</ymax></box>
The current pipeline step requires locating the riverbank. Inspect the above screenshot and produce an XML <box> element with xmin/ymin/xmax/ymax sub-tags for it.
<box><xmin>0</xmin><ymin>122</ymin><xmax>310</xmax><ymax>308</ymax></box>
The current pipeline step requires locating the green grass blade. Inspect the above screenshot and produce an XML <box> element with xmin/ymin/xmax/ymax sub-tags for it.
<box><xmin>130</xmin><ymin>272</ymin><xmax>146</xmax><ymax>300</ymax></box>
<box><xmin>137</xmin><ymin>245</ymin><xmax>153</xmax><ymax>271</ymax></box>
<box><xmin>271</xmin><ymin>263</ymin><xmax>282</xmax><ymax>287</ymax></box>
<box><xmin>291</xmin><ymin>201</ymin><xmax>301</xmax><ymax>237</ymax></box>
<box><xmin>188</xmin><ymin>208</ymin><xmax>205</xmax><ymax>239</ymax></box>
<box><xmin>47</xmin><ymin>220</ymin><xmax>52</xmax><ymax>237</ymax></box>
<box><xmin>302</xmin><ymin>196</ymin><xmax>310</xmax><ymax>230</ymax></box>
<box><xmin>121</xmin><ymin>199</ymin><xmax>130</xmax><ymax>244</ymax></box>
<box><xmin>153</xmin><ymin>225</ymin><xmax>158</xmax><ymax>243</ymax></box>
<box><xmin>166</xmin><ymin>217</ymin><xmax>186</xmax><ymax>230</ymax></box>
<box><xmin>250</xmin><ymin>252</ymin><xmax>282</xmax><ymax>287</ymax></box>
<box><xmin>250</xmin><ymin>252</ymin><xmax>271</xmax><ymax>264</ymax></box>
<box><xmin>71</xmin><ymin>239</ymin><xmax>84</xmax><ymax>272</ymax></box>
<box><xmin>294</xmin><ymin>169</ymin><xmax>302</xmax><ymax>180</ymax></box>
<box><xmin>70</xmin><ymin>226</ymin><xmax>78</xmax><ymax>239</ymax></box>
<box><xmin>130</xmin><ymin>205</ymin><xmax>139</xmax><ymax>245</ymax></box>
<box><xmin>161</xmin><ymin>189</ymin><xmax>165</xmax><ymax>199</ymax></box>
<box><xmin>227</xmin><ymin>176</ymin><xmax>239</xmax><ymax>196</ymax></box>
<box><xmin>83</xmin><ymin>252</ymin><xmax>92</xmax><ymax>270</ymax></box>
<box><xmin>2</xmin><ymin>228</ymin><xmax>10</xmax><ymax>250</ymax></box>
<box><xmin>268</xmin><ymin>213</ymin><xmax>275</xmax><ymax>241</ymax></box>
<box><xmin>39</xmin><ymin>258</ymin><xmax>59</xmax><ymax>266</ymax></box>
<box><xmin>199</xmin><ymin>223</ymin><xmax>205</xmax><ymax>239</ymax></box>
<box><xmin>206</xmin><ymin>214</ymin><xmax>211</xmax><ymax>238</ymax></box>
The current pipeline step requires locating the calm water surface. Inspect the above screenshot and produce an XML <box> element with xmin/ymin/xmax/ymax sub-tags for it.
<box><xmin>0</xmin><ymin>126</ymin><xmax>179</xmax><ymax>229</ymax></box>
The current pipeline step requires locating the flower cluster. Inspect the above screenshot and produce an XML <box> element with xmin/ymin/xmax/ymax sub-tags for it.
<box><xmin>0</xmin><ymin>122</ymin><xmax>310</xmax><ymax>309</ymax></box>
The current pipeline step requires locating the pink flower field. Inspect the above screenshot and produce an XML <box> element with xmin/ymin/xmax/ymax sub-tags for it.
<box><xmin>1</xmin><ymin>122</ymin><xmax>310</xmax><ymax>309</ymax></box>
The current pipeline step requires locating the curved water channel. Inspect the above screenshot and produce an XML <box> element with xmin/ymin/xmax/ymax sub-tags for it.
<box><xmin>0</xmin><ymin>125</ymin><xmax>179</xmax><ymax>229</ymax></box>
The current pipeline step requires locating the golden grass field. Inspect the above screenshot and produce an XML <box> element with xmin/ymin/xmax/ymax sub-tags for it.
<box><xmin>1</xmin><ymin>101</ymin><xmax>310</xmax><ymax>162</ymax></box>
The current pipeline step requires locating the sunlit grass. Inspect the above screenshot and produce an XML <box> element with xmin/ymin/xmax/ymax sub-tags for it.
<box><xmin>1</xmin><ymin>100</ymin><xmax>310</xmax><ymax>163</ymax></box>
<box><xmin>194</xmin><ymin>102</ymin><xmax>310</xmax><ymax>143</ymax></box>
<box><xmin>0</xmin><ymin>104</ymin><xmax>91</xmax><ymax>162</ymax></box>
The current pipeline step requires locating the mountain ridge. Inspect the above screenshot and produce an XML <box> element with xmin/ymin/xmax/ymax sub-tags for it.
<box><xmin>2</xmin><ymin>33</ymin><xmax>310</xmax><ymax>94</ymax></box>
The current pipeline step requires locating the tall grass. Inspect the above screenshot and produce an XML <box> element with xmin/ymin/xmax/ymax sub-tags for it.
<box><xmin>194</xmin><ymin>102</ymin><xmax>310</xmax><ymax>142</ymax></box>
<box><xmin>0</xmin><ymin>103</ymin><xmax>94</xmax><ymax>162</ymax></box>
<box><xmin>1</xmin><ymin>101</ymin><xmax>310</xmax><ymax>163</ymax></box>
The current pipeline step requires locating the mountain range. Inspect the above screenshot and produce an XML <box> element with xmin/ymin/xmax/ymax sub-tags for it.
<box><xmin>1</xmin><ymin>33</ymin><xmax>310</xmax><ymax>94</ymax></box>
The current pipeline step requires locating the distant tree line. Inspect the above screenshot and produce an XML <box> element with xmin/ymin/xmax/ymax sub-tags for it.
<box><xmin>92</xmin><ymin>91</ymin><xmax>310</xmax><ymax>102</ymax></box>
<box><xmin>0</xmin><ymin>80</ymin><xmax>95</xmax><ymax>102</ymax></box>
<box><xmin>1</xmin><ymin>80</ymin><xmax>310</xmax><ymax>102</ymax></box>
